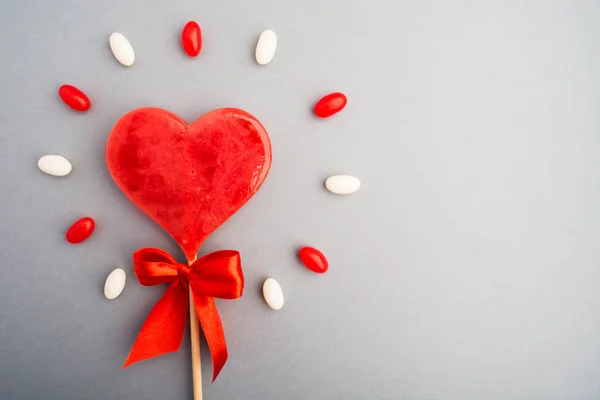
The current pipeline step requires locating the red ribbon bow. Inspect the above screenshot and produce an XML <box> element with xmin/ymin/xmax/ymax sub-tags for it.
<box><xmin>123</xmin><ymin>248</ymin><xmax>244</xmax><ymax>381</ymax></box>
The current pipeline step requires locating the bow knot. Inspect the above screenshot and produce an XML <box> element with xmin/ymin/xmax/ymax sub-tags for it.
<box><xmin>123</xmin><ymin>248</ymin><xmax>244</xmax><ymax>381</ymax></box>
<box><xmin>176</xmin><ymin>263</ymin><xmax>190</xmax><ymax>283</ymax></box>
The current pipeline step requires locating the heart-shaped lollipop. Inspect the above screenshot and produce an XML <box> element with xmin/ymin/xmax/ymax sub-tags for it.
<box><xmin>106</xmin><ymin>107</ymin><xmax>272</xmax><ymax>260</ymax></box>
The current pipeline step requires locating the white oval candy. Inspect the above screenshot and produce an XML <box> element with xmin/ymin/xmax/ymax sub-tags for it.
<box><xmin>104</xmin><ymin>268</ymin><xmax>126</xmax><ymax>300</ymax></box>
<box><xmin>37</xmin><ymin>155</ymin><xmax>72</xmax><ymax>177</ymax></box>
<box><xmin>109</xmin><ymin>32</ymin><xmax>135</xmax><ymax>67</ymax></box>
<box><xmin>325</xmin><ymin>175</ymin><xmax>361</xmax><ymax>195</ymax></box>
<box><xmin>263</xmin><ymin>278</ymin><xmax>284</xmax><ymax>310</ymax></box>
<box><xmin>255</xmin><ymin>29</ymin><xmax>277</xmax><ymax>65</ymax></box>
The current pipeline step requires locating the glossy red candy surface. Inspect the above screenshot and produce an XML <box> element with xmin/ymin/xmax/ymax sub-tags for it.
<box><xmin>314</xmin><ymin>92</ymin><xmax>347</xmax><ymax>118</ymax></box>
<box><xmin>181</xmin><ymin>21</ymin><xmax>202</xmax><ymax>57</ymax></box>
<box><xmin>299</xmin><ymin>246</ymin><xmax>328</xmax><ymax>273</ymax></box>
<box><xmin>66</xmin><ymin>217</ymin><xmax>95</xmax><ymax>244</ymax></box>
<box><xmin>106</xmin><ymin>107</ymin><xmax>272</xmax><ymax>261</ymax></box>
<box><xmin>58</xmin><ymin>85</ymin><xmax>91</xmax><ymax>112</ymax></box>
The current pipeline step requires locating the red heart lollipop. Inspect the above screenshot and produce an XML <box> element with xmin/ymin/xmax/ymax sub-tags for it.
<box><xmin>106</xmin><ymin>107</ymin><xmax>272</xmax><ymax>260</ymax></box>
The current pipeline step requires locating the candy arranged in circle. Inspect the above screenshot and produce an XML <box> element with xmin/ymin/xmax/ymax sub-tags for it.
<box><xmin>299</xmin><ymin>246</ymin><xmax>328</xmax><ymax>274</ymax></box>
<box><xmin>314</xmin><ymin>92</ymin><xmax>347</xmax><ymax>118</ymax></box>
<box><xmin>45</xmin><ymin>26</ymin><xmax>356</xmax><ymax>331</ymax></box>
<box><xmin>58</xmin><ymin>85</ymin><xmax>91</xmax><ymax>112</ymax></box>
<box><xmin>325</xmin><ymin>175</ymin><xmax>361</xmax><ymax>195</ymax></box>
<box><xmin>38</xmin><ymin>155</ymin><xmax>72</xmax><ymax>177</ymax></box>
<box><xmin>255</xmin><ymin>29</ymin><xmax>277</xmax><ymax>65</ymax></box>
<box><xmin>66</xmin><ymin>217</ymin><xmax>95</xmax><ymax>244</ymax></box>
<box><xmin>109</xmin><ymin>32</ymin><xmax>135</xmax><ymax>67</ymax></box>
<box><xmin>104</xmin><ymin>268</ymin><xmax>126</xmax><ymax>300</ymax></box>
<box><xmin>263</xmin><ymin>278</ymin><xmax>284</xmax><ymax>310</ymax></box>
<box><xmin>181</xmin><ymin>21</ymin><xmax>202</xmax><ymax>57</ymax></box>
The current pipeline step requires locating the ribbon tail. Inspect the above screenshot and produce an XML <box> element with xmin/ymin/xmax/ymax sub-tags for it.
<box><xmin>192</xmin><ymin>291</ymin><xmax>228</xmax><ymax>381</ymax></box>
<box><xmin>123</xmin><ymin>282</ymin><xmax>189</xmax><ymax>368</ymax></box>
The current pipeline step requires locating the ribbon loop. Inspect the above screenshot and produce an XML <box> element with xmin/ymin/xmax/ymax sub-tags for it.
<box><xmin>133</xmin><ymin>248</ymin><xmax>181</xmax><ymax>286</ymax></box>
<box><xmin>190</xmin><ymin>250</ymin><xmax>244</xmax><ymax>299</ymax></box>
<box><xmin>124</xmin><ymin>248</ymin><xmax>244</xmax><ymax>381</ymax></box>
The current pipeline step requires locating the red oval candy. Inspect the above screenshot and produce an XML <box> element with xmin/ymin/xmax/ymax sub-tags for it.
<box><xmin>181</xmin><ymin>21</ymin><xmax>202</xmax><ymax>57</ymax></box>
<box><xmin>58</xmin><ymin>85</ymin><xmax>91</xmax><ymax>112</ymax></box>
<box><xmin>66</xmin><ymin>217</ymin><xmax>95</xmax><ymax>244</ymax></box>
<box><xmin>299</xmin><ymin>246</ymin><xmax>329</xmax><ymax>273</ymax></box>
<box><xmin>314</xmin><ymin>92</ymin><xmax>347</xmax><ymax>118</ymax></box>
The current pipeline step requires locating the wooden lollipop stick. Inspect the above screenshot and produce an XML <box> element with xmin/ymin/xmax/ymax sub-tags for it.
<box><xmin>189</xmin><ymin>258</ymin><xmax>203</xmax><ymax>400</ymax></box>
<box><xmin>189</xmin><ymin>289</ymin><xmax>203</xmax><ymax>399</ymax></box>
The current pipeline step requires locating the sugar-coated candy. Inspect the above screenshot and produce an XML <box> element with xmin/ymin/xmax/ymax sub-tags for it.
<box><xmin>58</xmin><ymin>85</ymin><xmax>91</xmax><ymax>112</ymax></box>
<box><xmin>325</xmin><ymin>175</ymin><xmax>361</xmax><ymax>195</ymax></box>
<box><xmin>66</xmin><ymin>217</ymin><xmax>95</xmax><ymax>244</ymax></box>
<box><xmin>38</xmin><ymin>155</ymin><xmax>72</xmax><ymax>177</ymax></box>
<box><xmin>109</xmin><ymin>32</ymin><xmax>135</xmax><ymax>67</ymax></box>
<box><xmin>314</xmin><ymin>92</ymin><xmax>347</xmax><ymax>118</ymax></box>
<box><xmin>181</xmin><ymin>21</ymin><xmax>202</xmax><ymax>57</ymax></box>
<box><xmin>255</xmin><ymin>29</ymin><xmax>277</xmax><ymax>65</ymax></box>
<box><xmin>104</xmin><ymin>268</ymin><xmax>126</xmax><ymax>300</ymax></box>
<box><xmin>263</xmin><ymin>278</ymin><xmax>284</xmax><ymax>310</ymax></box>
<box><xmin>299</xmin><ymin>247</ymin><xmax>328</xmax><ymax>273</ymax></box>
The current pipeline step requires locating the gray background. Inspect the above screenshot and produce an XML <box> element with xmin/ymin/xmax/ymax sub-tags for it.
<box><xmin>1</xmin><ymin>0</ymin><xmax>600</xmax><ymax>399</ymax></box>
